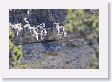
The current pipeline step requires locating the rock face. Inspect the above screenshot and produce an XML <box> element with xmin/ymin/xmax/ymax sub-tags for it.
<box><xmin>9</xmin><ymin>9</ymin><xmax>99</xmax><ymax>69</ymax></box>
<box><xmin>9</xmin><ymin>9</ymin><xmax>68</xmax><ymax>44</ymax></box>
<box><xmin>9</xmin><ymin>9</ymin><xmax>67</xmax><ymax>28</ymax></box>
<box><xmin>19</xmin><ymin>33</ymin><xmax>97</xmax><ymax>69</ymax></box>
<box><xmin>20</xmin><ymin>41</ymin><xmax>96</xmax><ymax>69</ymax></box>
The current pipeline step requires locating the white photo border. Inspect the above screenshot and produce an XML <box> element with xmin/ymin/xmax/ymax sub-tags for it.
<box><xmin>0</xmin><ymin>0</ymin><xmax>108</xmax><ymax>78</ymax></box>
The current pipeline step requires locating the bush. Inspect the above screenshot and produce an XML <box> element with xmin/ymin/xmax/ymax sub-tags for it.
<box><xmin>9</xmin><ymin>32</ymin><xmax>23</xmax><ymax>68</ymax></box>
<box><xmin>64</xmin><ymin>9</ymin><xmax>99</xmax><ymax>42</ymax></box>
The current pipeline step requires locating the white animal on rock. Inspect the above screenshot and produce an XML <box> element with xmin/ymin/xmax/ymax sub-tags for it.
<box><xmin>53</xmin><ymin>22</ymin><xmax>60</xmax><ymax>35</ymax></box>
<box><xmin>23</xmin><ymin>18</ymin><xmax>31</xmax><ymax>31</ymax></box>
<box><xmin>15</xmin><ymin>23</ymin><xmax>23</xmax><ymax>36</ymax></box>
<box><xmin>23</xmin><ymin>18</ymin><xmax>33</xmax><ymax>36</ymax></box>
<box><xmin>40</xmin><ymin>27</ymin><xmax>47</xmax><ymax>40</ymax></box>
<box><xmin>36</xmin><ymin>24</ymin><xmax>47</xmax><ymax>40</ymax></box>
<box><xmin>53</xmin><ymin>22</ymin><xmax>67</xmax><ymax>37</ymax></box>
<box><xmin>29</xmin><ymin>24</ymin><xmax>47</xmax><ymax>41</ymax></box>
<box><xmin>31</xmin><ymin>28</ymin><xmax>39</xmax><ymax>40</ymax></box>
<box><xmin>9</xmin><ymin>23</ymin><xmax>23</xmax><ymax>37</ymax></box>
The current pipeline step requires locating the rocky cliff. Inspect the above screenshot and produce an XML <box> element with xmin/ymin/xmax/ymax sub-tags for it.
<box><xmin>9</xmin><ymin>9</ymin><xmax>99</xmax><ymax>69</ymax></box>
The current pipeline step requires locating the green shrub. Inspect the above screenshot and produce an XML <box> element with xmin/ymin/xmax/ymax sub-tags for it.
<box><xmin>9</xmin><ymin>31</ymin><xmax>23</xmax><ymax>68</ymax></box>
<box><xmin>64</xmin><ymin>9</ymin><xmax>99</xmax><ymax>42</ymax></box>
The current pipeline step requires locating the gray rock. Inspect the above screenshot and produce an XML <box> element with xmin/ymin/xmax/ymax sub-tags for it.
<box><xmin>19</xmin><ymin>40</ymin><xmax>97</xmax><ymax>69</ymax></box>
